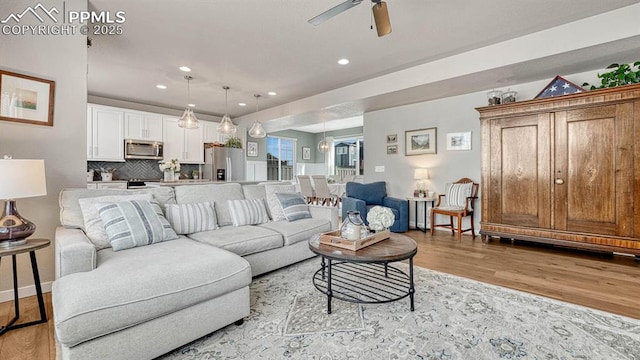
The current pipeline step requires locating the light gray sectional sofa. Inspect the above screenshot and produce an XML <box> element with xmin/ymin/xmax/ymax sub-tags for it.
<box><xmin>53</xmin><ymin>183</ymin><xmax>338</xmax><ymax>360</ymax></box>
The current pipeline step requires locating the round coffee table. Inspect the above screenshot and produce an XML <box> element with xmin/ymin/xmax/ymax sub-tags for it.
<box><xmin>309</xmin><ymin>233</ymin><xmax>417</xmax><ymax>314</ymax></box>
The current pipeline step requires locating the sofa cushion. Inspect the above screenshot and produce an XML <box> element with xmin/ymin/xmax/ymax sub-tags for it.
<box><xmin>79</xmin><ymin>194</ymin><xmax>153</xmax><ymax>250</ymax></box>
<box><xmin>187</xmin><ymin>225</ymin><xmax>283</xmax><ymax>256</ymax></box>
<box><xmin>164</xmin><ymin>202</ymin><xmax>218</xmax><ymax>234</ymax></box>
<box><xmin>264</xmin><ymin>183</ymin><xmax>296</xmax><ymax>221</ymax></box>
<box><xmin>242</xmin><ymin>184</ymin><xmax>266</xmax><ymax>201</ymax></box>
<box><xmin>60</xmin><ymin>187</ymin><xmax>176</xmax><ymax>229</ymax></box>
<box><xmin>259</xmin><ymin>217</ymin><xmax>331</xmax><ymax>246</ymax></box>
<box><xmin>275</xmin><ymin>192</ymin><xmax>311</xmax><ymax>221</ymax></box>
<box><xmin>52</xmin><ymin>238</ymin><xmax>251</xmax><ymax>347</ymax></box>
<box><xmin>174</xmin><ymin>183</ymin><xmax>244</xmax><ymax>227</ymax></box>
<box><xmin>227</xmin><ymin>199</ymin><xmax>270</xmax><ymax>227</ymax></box>
<box><xmin>96</xmin><ymin>200</ymin><xmax>179</xmax><ymax>251</ymax></box>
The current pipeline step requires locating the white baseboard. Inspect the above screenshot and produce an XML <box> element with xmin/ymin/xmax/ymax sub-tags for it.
<box><xmin>0</xmin><ymin>282</ymin><xmax>52</xmax><ymax>303</ymax></box>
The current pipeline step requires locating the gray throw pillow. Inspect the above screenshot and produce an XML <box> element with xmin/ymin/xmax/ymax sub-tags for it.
<box><xmin>264</xmin><ymin>183</ymin><xmax>296</xmax><ymax>221</ymax></box>
<box><xmin>96</xmin><ymin>199</ymin><xmax>178</xmax><ymax>251</ymax></box>
<box><xmin>275</xmin><ymin>192</ymin><xmax>311</xmax><ymax>222</ymax></box>
<box><xmin>164</xmin><ymin>202</ymin><xmax>218</xmax><ymax>234</ymax></box>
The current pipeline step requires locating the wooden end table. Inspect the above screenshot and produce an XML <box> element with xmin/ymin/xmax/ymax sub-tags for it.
<box><xmin>0</xmin><ymin>238</ymin><xmax>50</xmax><ymax>336</ymax></box>
<box><xmin>309</xmin><ymin>233</ymin><xmax>417</xmax><ymax>314</ymax></box>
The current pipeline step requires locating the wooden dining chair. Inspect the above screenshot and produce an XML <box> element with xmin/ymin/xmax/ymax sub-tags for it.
<box><xmin>311</xmin><ymin>175</ymin><xmax>338</xmax><ymax>206</ymax></box>
<box><xmin>430</xmin><ymin>178</ymin><xmax>479</xmax><ymax>241</ymax></box>
<box><xmin>297</xmin><ymin>175</ymin><xmax>316</xmax><ymax>204</ymax></box>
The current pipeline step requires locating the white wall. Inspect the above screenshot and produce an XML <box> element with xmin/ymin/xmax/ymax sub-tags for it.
<box><xmin>0</xmin><ymin>0</ymin><xmax>87</xmax><ymax>299</ymax></box>
<box><xmin>364</xmin><ymin>69</ymin><xmax>601</xmax><ymax>231</ymax></box>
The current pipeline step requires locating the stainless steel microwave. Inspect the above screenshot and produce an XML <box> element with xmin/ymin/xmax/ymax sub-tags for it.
<box><xmin>124</xmin><ymin>140</ymin><xmax>163</xmax><ymax>160</ymax></box>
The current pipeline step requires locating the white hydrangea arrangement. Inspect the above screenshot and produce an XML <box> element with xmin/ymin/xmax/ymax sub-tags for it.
<box><xmin>366</xmin><ymin>206</ymin><xmax>394</xmax><ymax>231</ymax></box>
<box><xmin>159</xmin><ymin>159</ymin><xmax>181</xmax><ymax>172</ymax></box>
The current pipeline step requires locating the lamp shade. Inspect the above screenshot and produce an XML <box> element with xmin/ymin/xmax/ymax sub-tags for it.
<box><xmin>0</xmin><ymin>159</ymin><xmax>47</xmax><ymax>199</ymax></box>
<box><xmin>413</xmin><ymin>168</ymin><xmax>429</xmax><ymax>180</ymax></box>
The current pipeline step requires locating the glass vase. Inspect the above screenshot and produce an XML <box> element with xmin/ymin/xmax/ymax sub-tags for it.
<box><xmin>164</xmin><ymin>170</ymin><xmax>175</xmax><ymax>182</ymax></box>
<box><xmin>340</xmin><ymin>211</ymin><xmax>369</xmax><ymax>240</ymax></box>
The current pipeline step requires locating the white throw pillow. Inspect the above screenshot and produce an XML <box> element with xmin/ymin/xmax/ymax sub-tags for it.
<box><xmin>79</xmin><ymin>194</ymin><xmax>153</xmax><ymax>249</ymax></box>
<box><xmin>444</xmin><ymin>183</ymin><xmax>473</xmax><ymax>209</ymax></box>
<box><xmin>227</xmin><ymin>199</ymin><xmax>270</xmax><ymax>227</ymax></box>
<box><xmin>96</xmin><ymin>199</ymin><xmax>178</xmax><ymax>251</ymax></box>
<box><xmin>264</xmin><ymin>183</ymin><xmax>296</xmax><ymax>221</ymax></box>
<box><xmin>164</xmin><ymin>202</ymin><xmax>218</xmax><ymax>234</ymax></box>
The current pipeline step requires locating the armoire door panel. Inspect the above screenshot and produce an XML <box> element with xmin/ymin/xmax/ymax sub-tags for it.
<box><xmin>489</xmin><ymin>115</ymin><xmax>551</xmax><ymax>228</ymax></box>
<box><xmin>555</xmin><ymin>104</ymin><xmax>634</xmax><ymax>237</ymax></box>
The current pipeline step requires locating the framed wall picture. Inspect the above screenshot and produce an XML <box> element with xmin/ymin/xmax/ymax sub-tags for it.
<box><xmin>386</xmin><ymin>134</ymin><xmax>397</xmax><ymax>143</ymax></box>
<box><xmin>405</xmin><ymin>127</ymin><xmax>437</xmax><ymax>155</ymax></box>
<box><xmin>386</xmin><ymin>145</ymin><xmax>398</xmax><ymax>155</ymax></box>
<box><xmin>302</xmin><ymin>146</ymin><xmax>311</xmax><ymax>160</ymax></box>
<box><xmin>0</xmin><ymin>70</ymin><xmax>55</xmax><ymax>126</ymax></box>
<box><xmin>247</xmin><ymin>141</ymin><xmax>258</xmax><ymax>157</ymax></box>
<box><xmin>446</xmin><ymin>131</ymin><xmax>471</xmax><ymax>151</ymax></box>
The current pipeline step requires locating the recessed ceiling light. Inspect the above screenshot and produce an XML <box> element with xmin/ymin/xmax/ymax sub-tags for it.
<box><xmin>179</xmin><ymin>66</ymin><xmax>192</xmax><ymax>72</ymax></box>
<box><xmin>188</xmin><ymin>103</ymin><xmax>196</xmax><ymax>107</ymax></box>
<box><xmin>338</xmin><ymin>58</ymin><xmax>350</xmax><ymax>65</ymax></box>
<box><xmin>267</xmin><ymin>91</ymin><xmax>277</xmax><ymax>96</ymax></box>
<box><xmin>238</xmin><ymin>103</ymin><xmax>247</xmax><ymax>106</ymax></box>
<box><xmin>156</xmin><ymin>84</ymin><xmax>167</xmax><ymax>89</ymax></box>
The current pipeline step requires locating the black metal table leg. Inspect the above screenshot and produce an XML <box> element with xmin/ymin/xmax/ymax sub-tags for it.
<box><xmin>409</xmin><ymin>257</ymin><xmax>415</xmax><ymax>311</ymax></box>
<box><xmin>326</xmin><ymin>259</ymin><xmax>332</xmax><ymax>314</ymax></box>
<box><xmin>30</xmin><ymin>251</ymin><xmax>47</xmax><ymax>324</ymax></box>
<box><xmin>321</xmin><ymin>256</ymin><xmax>326</xmax><ymax>280</ymax></box>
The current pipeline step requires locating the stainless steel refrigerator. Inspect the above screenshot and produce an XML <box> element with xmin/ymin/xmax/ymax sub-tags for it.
<box><xmin>203</xmin><ymin>147</ymin><xmax>246</xmax><ymax>182</ymax></box>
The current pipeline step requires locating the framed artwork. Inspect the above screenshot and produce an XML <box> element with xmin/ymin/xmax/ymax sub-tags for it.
<box><xmin>0</xmin><ymin>70</ymin><xmax>55</xmax><ymax>126</ymax></box>
<box><xmin>386</xmin><ymin>145</ymin><xmax>398</xmax><ymax>155</ymax></box>
<box><xmin>446</xmin><ymin>132</ymin><xmax>471</xmax><ymax>151</ymax></box>
<box><xmin>302</xmin><ymin>146</ymin><xmax>311</xmax><ymax>160</ymax></box>
<box><xmin>405</xmin><ymin>127</ymin><xmax>437</xmax><ymax>156</ymax></box>
<box><xmin>247</xmin><ymin>141</ymin><xmax>258</xmax><ymax>157</ymax></box>
<box><xmin>386</xmin><ymin>134</ymin><xmax>397</xmax><ymax>143</ymax></box>
<box><xmin>534</xmin><ymin>75</ymin><xmax>584</xmax><ymax>99</ymax></box>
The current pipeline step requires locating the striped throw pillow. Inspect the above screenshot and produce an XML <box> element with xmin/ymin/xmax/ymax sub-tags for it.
<box><xmin>164</xmin><ymin>202</ymin><xmax>218</xmax><ymax>234</ymax></box>
<box><xmin>96</xmin><ymin>200</ymin><xmax>179</xmax><ymax>251</ymax></box>
<box><xmin>275</xmin><ymin>192</ymin><xmax>311</xmax><ymax>222</ymax></box>
<box><xmin>444</xmin><ymin>183</ymin><xmax>473</xmax><ymax>209</ymax></box>
<box><xmin>227</xmin><ymin>199</ymin><xmax>270</xmax><ymax>227</ymax></box>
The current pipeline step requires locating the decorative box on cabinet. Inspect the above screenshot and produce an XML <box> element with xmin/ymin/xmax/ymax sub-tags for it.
<box><xmin>477</xmin><ymin>83</ymin><xmax>640</xmax><ymax>256</ymax></box>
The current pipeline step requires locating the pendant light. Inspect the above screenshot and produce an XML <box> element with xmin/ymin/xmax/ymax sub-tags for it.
<box><xmin>249</xmin><ymin>94</ymin><xmax>267</xmax><ymax>138</ymax></box>
<box><xmin>178</xmin><ymin>75</ymin><xmax>200</xmax><ymax>129</ymax></box>
<box><xmin>218</xmin><ymin>86</ymin><xmax>237</xmax><ymax>135</ymax></box>
<box><xmin>317</xmin><ymin>119</ymin><xmax>329</xmax><ymax>153</ymax></box>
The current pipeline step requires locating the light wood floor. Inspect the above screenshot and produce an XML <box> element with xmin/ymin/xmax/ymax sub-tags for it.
<box><xmin>1</xmin><ymin>230</ymin><xmax>638</xmax><ymax>360</ymax></box>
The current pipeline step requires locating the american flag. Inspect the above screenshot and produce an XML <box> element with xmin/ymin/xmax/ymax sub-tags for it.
<box><xmin>535</xmin><ymin>75</ymin><xmax>584</xmax><ymax>99</ymax></box>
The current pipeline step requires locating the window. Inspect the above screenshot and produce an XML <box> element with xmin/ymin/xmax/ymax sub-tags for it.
<box><xmin>267</xmin><ymin>136</ymin><xmax>296</xmax><ymax>181</ymax></box>
<box><xmin>332</xmin><ymin>136</ymin><xmax>363</xmax><ymax>179</ymax></box>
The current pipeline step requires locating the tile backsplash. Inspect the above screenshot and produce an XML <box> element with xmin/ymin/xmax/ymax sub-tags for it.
<box><xmin>88</xmin><ymin>160</ymin><xmax>200</xmax><ymax>181</ymax></box>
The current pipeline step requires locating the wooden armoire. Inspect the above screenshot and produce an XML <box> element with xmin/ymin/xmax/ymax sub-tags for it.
<box><xmin>477</xmin><ymin>83</ymin><xmax>640</xmax><ymax>256</ymax></box>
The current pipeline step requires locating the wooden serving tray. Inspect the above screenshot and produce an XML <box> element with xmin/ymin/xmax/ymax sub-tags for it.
<box><xmin>319</xmin><ymin>229</ymin><xmax>391</xmax><ymax>251</ymax></box>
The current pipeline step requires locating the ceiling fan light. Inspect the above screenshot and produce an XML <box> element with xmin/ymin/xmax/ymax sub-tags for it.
<box><xmin>372</xmin><ymin>1</ymin><xmax>391</xmax><ymax>37</ymax></box>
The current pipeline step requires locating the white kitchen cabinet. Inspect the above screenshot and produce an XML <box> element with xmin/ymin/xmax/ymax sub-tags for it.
<box><xmin>87</xmin><ymin>104</ymin><xmax>125</xmax><ymax>161</ymax></box>
<box><xmin>203</xmin><ymin>121</ymin><xmax>222</xmax><ymax>143</ymax></box>
<box><xmin>163</xmin><ymin>116</ymin><xmax>204</xmax><ymax>163</ymax></box>
<box><xmin>125</xmin><ymin>111</ymin><xmax>163</xmax><ymax>141</ymax></box>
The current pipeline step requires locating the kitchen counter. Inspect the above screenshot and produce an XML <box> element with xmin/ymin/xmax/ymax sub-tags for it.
<box><xmin>146</xmin><ymin>180</ymin><xmax>274</xmax><ymax>187</ymax></box>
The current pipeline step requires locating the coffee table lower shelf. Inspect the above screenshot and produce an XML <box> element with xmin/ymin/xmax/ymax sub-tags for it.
<box><xmin>312</xmin><ymin>260</ymin><xmax>414</xmax><ymax>314</ymax></box>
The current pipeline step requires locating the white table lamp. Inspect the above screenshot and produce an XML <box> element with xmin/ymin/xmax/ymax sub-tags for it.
<box><xmin>0</xmin><ymin>158</ymin><xmax>47</xmax><ymax>247</ymax></box>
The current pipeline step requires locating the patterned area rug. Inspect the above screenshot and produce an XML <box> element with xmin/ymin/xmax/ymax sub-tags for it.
<box><xmin>159</xmin><ymin>258</ymin><xmax>640</xmax><ymax>359</ymax></box>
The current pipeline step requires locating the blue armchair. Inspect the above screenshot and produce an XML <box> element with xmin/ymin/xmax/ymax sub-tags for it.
<box><xmin>341</xmin><ymin>181</ymin><xmax>409</xmax><ymax>233</ymax></box>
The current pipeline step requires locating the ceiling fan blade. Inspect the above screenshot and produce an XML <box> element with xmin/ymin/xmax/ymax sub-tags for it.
<box><xmin>308</xmin><ymin>0</ymin><xmax>363</xmax><ymax>26</ymax></box>
<box><xmin>372</xmin><ymin>1</ymin><xmax>392</xmax><ymax>36</ymax></box>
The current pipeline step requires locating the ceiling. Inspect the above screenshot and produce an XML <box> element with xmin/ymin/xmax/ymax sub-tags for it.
<box><xmin>87</xmin><ymin>0</ymin><xmax>640</xmax><ymax>133</ymax></box>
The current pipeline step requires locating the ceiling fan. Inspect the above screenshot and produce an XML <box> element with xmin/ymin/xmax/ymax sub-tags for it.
<box><xmin>308</xmin><ymin>0</ymin><xmax>392</xmax><ymax>37</ymax></box>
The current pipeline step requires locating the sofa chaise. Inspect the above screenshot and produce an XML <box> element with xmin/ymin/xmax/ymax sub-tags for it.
<box><xmin>52</xmin><ymin>182</ymin><xmax>338</xmax><ymax>360</ymax></box>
